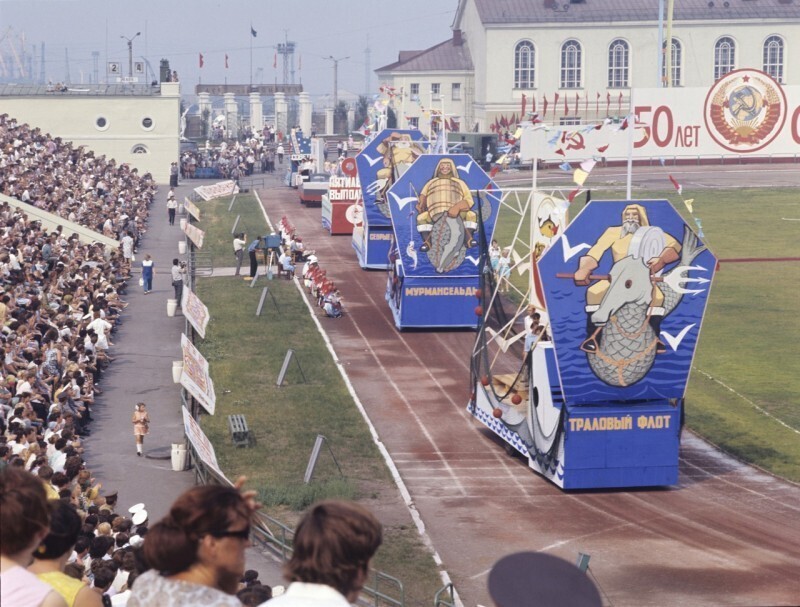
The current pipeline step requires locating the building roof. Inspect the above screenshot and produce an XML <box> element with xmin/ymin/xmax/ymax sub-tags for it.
<box><xmin>376</xmin><ymin>37</ymin><xmax>473</xmax><ymax>73</ymax></box>
<box><xmin>0</xmin><ymin>83</ymin><xmax>161</xmax><ymax>97</ymax></box>
<box><xmin>465</xmin><ymin>0</ymin><xmax>800</xmax><ymax>24</ymax></box>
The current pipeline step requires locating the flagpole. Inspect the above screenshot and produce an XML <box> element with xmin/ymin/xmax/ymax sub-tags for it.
<box><xmin>250</xmin><ymin>30</ymin><xmax>253</xmax><ymax>87</ymax></box>
<box><xmin>626</xmin><ymin>89</ymin><xmax>634</xmax><ymax>199</ymax></box>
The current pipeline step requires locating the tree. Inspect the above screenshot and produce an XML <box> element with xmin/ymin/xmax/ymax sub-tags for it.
<box><xmin>334</xmin><ymin>100</ymin><xmax>348</xmax><ymax>135</ymax></box>
<box><xmin>354</xmin><ymin>95</ymin><xmax>370</xmax><ymax>131</ymax></box>
<box><xmin>387</xmin><ymin>106</ymin><xmax>397</xmax><ymax>129</ymax></box>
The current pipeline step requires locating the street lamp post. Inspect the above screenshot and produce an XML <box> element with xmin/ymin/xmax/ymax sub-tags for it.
<box><xmin>121</xmin><ymin>32</ymin><xmax>141</xmax><ymax>78</ymax></box>
<box><xmin>325</xmin><ymin>55</ymin><xmax>349</xmax><ymax>131</ymax></box>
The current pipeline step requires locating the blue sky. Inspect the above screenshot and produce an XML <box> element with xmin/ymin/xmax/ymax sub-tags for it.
<box><xmin>0</xmin><ymin>0</ymin><xmax>458</xmax><ymax>96</ymax></box>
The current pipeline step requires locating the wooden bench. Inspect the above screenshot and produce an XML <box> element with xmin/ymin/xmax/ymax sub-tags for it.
<box><xmin>228</xmin><ymin>414</ymin><xmax>254</xmax><ymax>447</ymax></box>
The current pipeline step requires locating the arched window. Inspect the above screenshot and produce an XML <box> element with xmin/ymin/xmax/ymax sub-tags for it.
<box><xmin>514</xmin><ymin>40</ymin><xmax>536</xmax><ymax>89</ymax></box>
<box><xmin>560</xmin><ymin>39</ymin><xmax>582</xmax><ymax>89</ymax></box>
<box><xmin>661</xmin><ymin>38</ymin><xmax>682</xmax><ymax>87</ymax></box>
<box><xmin>763</xmin><ymin>36</ymin><xmax>784</xmax><ymax>83</ymax></box>
<box><xmin>131</xmin><ymin>144</ymin><xmax>149</xmax><ymax>154</ymax></box>
<box><xmin>714</xmin><ymin>37</ymin><xmax>736</xmax><ymax>81</ymax></box>
<box><xmin>608</xmin><ymin>39</ymin><xmax>630</xmax><ymax>88</ymax></box>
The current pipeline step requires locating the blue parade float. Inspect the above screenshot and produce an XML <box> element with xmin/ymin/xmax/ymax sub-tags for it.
<box><xmin>352</xmin><ymin>129</ymin><xmax>428</xmax><ymax>269</ymax></box>
<box><xmin>385</xmin><ymin>154</ymin><xmax>501</xmax><ymax>329</ymax></box>
<box><xmin>470</xmin><ymin>198</ymin><xmax>717</xmax><ymax>489</ymax></box>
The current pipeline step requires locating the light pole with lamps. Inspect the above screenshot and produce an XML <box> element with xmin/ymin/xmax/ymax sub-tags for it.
<box><xmin>324</xmin><ymin>55</ymin><xmax>349</xmax><ymax>131</ymax></box>
<box><xmin>121</xmin><ymin>32</ymin><xmax>141</xmax><ymax>78</ymax></box>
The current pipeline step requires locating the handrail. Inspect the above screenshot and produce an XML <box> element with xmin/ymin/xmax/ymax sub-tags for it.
<box><xmin>434</xmin><ymin>583</ymin><xmax>456</xmax><ymax>607</ymax></box>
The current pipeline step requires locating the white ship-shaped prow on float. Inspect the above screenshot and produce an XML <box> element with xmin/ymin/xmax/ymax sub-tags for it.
<box><xmin>468</xmin><ymin>185</ymin><xmax>570</xmax><ymax>487</ymax></box>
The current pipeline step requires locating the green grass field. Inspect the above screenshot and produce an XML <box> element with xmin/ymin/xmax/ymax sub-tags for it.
<box><xmin>493</xmin><ymin>186</ymin><xmax>800</xmax><ymax>481</ymax></box>
<box><xmin>192</xmin><ymin>195</ymin><xmax>444</xmax><ymax>605</ymax></box>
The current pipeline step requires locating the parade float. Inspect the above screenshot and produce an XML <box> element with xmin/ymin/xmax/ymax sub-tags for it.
<box><xmin>384</xmin><ymin>154</ymin><xmax>501</xmax><ymax>329</ymax></box>
<box><xmin>321</xmin><ymin>158</ymin><xmax>363</xmax><ymax>235</ymax></box>
<box><xmin>353</xmin><ymin>129</ymin><xmax>428</xmax><ymax>269</ymax></box>
<box><xmin>469</xmin><ymin>194</ymin><xmax>717</xmax><ymax>489</ymax></box>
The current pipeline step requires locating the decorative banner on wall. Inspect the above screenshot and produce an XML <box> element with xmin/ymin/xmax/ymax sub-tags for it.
<box><xmin>194</xmin><ymin>180</ymin><xmax>239</xmax><ymax>201</ymax></box>
<box><xmin>182</xmin><ymin>289</ymin><xmax>210</xmax><ymax>339</ymax></box>
<box><xmin>356</xmin><ymin>129</ymin><xmax>429</xmax><ymax>227</ymax></box>
<box><xmin>183</xmin><ymin>197</ymin><xmax>201</xmax><ymax>220</ymax></box>
<box><xmin>181</xmin><ymin>406</ymin><xmax>230</xmax><ymax>482</ymax></box>
<box><xmin>180</xmin><ymin>333</ymin><xmax>216</xmax><ymax>415</ymax></box>
<box><xmin>538</xmin><ymin>200</ymin><xmax>717</xmax><ymax>405</ymax></box>
<box><xmin>515</xmin><ymin>70</ymin><xmax>798</xmax><ymax>163</ymax></box>
<box><xmin>387</xmin><ymin>154</ymin><xmax>501</xmax><ymax>277</ymax></box>
<box><xmin>182</xmin><ymin>222</ymin><xmax>205</xmax><ymax>249</ymax></box>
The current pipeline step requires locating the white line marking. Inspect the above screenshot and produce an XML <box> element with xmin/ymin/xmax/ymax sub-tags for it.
<box><xmin>693</xmin><ymin>368</ymin><xmax>800</xmax><ymax>436</ymax></box>
<box><xmin>355</xmin><ymin>286</ymin><xmax>533</xmax><ymax>497</ymax></box>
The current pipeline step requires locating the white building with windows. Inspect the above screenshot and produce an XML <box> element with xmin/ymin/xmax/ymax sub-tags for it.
<box><xmin>378</xmin><ymin>0</ymin><xmax>800</xmax><ymax>136</ymax></box>
<box><xmin>0</xmin><ymin>82</ymin><xmax>180</xmax><ymax>182</ymax></box>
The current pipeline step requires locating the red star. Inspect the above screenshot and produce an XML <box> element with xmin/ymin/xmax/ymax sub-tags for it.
<box><xmin>743</xmin><ymin>75</ymin><xmax>750</xmax><ymax>82</ymax></box>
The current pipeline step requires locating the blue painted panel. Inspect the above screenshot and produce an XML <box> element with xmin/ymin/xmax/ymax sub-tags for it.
<box><xmin>538</xmin><ymin>200</ymin><xmax>717</xmax><ymax>404</ymax></box>
<box><xmin>386</xmin><ymin>154</ymin><xmax>501</xmax><ymax>277</ymax></box>
<box><xmin>356</xmin><ymin>129</ymin><xmax>429</xmax><ymax>228</ymax></box>
<box><xmin>395</xmin><ymin>275</ymin><xmax>480</xmax><ymax>328</ymax></box>
<box><xmin>560</xmin><ymin>402</ymin><xmax>680</xmax><ymax>488</ymax></box>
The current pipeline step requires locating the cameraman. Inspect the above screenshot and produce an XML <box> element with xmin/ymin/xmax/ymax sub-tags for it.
<box><xmin>171</xmin><ymin>258</ymin><xmax>187</xmax><ymax>305</ymax></box>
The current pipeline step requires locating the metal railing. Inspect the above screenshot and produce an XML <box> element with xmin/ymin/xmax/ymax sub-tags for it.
<box><xmin>434</xmin><ymin>583</ymin><xmax>457</xmax><ymax>607</ymax></box>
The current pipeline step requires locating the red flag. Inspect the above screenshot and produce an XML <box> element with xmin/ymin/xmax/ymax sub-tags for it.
<box><xmin>553</xmin><ymin>92</ymin><xmax>560</xmax><ymax>110</ymax></box>
<box><xmin>568</xmin><ymin>187</ymin><xmax>582</xmax><ymax>202</ymax></box>
<box><xmin>574</xmin><ymin>93</ymin><xmax>580</xmax><ymax>114</ymax></box>
<box><xmin>531</xmin><ymin>96</ymin><xmax>536</xmax><ymax>113</ymax></box>
<box><xmin>521</xmin><ymin>93</ymin><xmax>527</xmax><ymax>119</ymax></box>
<box><xmin>669</xmin><ymin>174</ymin><xmax>683</xmax><ymax>195</ymax></box>
<box><xmin>618</xmin><ymin>92</ymin><xmax>623</xmax><ymax>111</ymax></box>
<box><xmin>225</xmin><ymin>54</ymin><xmax>229</xmax><ymax>69</ymax></box>
<box><xmin>273</xmin><ymin>51</ymin><xmax>277</xmax><ymax>69</ymax></box>
<box><xmin>564</xmin><ymin>96</ymin><xmax>569</xmax><ymax>116</ymax></box>
<box><xmin>199</xmin><ymin>53</ymin><xmax>204</xmax><ymax>68</ymax></box>
<box><xmin>606</xmin><ymin>92</ymin><xmax>611</xmax><ymax>113</ymax></box>
<box><xmin>597</xmin><ymin>144</ymin><xmax>609</xmax><ymax>153</ymax></box>
<box><xmin>542</xmin><ymin>96</ymin><xmax>548</xmax><ymax>118</ymax></box>
<box><xmin>489</xmin><ymin>165</ymin><xmax>501</xmax><ymax>178</ymax></box>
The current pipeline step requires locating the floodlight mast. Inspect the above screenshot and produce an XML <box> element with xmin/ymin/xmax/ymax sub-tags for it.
<box><xmin>325</xmin><ymin>55</ymin><xmax>350</xmax><ymax>115</ymax></box>
<box><xmin>121</xmin><ymin>32</ymin><xmax>141</xmax><ymax>78</ymax></box>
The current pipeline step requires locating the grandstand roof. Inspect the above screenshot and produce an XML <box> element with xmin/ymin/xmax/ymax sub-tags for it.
<box><xmin>0</xmin><ymin>83</ymin><xmax>162</xmax><ymax>97</ymax></box>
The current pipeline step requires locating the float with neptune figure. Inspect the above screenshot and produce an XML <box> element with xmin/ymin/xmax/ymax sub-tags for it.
<box><xmin>470</xmin><ymin>198</ymin><xmax>717</xmax><ymax>489</ymax></box>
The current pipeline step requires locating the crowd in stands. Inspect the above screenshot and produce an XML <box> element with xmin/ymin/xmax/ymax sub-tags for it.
<box><xmin>0</xmin><ymin>113</ymin><xmax>159</xmax><ymax>605</ymax></box>
<box><xmin>278</xmin><ymin>217</ymin><xmax>343</xmax><ymax>318</ymax></box>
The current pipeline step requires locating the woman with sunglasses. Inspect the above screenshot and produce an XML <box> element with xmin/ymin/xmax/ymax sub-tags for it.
<box><xmin>128</xmin><ymin>480</ymin><xmax>258</xmax><ymax>607</ymax></box>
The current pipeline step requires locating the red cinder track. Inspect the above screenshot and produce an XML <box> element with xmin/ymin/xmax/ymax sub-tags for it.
<box><xmin>259</xmin><ymin>180</ymin><xmax>800</xmax><ymax>607</ymax></box>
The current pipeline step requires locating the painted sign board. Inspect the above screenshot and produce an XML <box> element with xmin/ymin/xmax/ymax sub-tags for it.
<box><xmin>386</xmin><ymin>154</ymin><xmax>501</xmax><ymax>278</ymax></box>
<box><xmin>517</xmin><ymin>69</ymin><xmax>800</xmax><ymax>163</ymax></box>
<box><xmin>538</xmin><ymin>199</ymin><xmax>717</xmax><ymax>405</ymax></box>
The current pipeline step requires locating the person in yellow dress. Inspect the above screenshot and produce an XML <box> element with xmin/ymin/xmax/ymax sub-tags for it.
<box><xmin>29</xmin><ymin>500</ymin><xmax>102</xmax><ymax>607</ymax></box>
<box><xmin>131</xmin><ymin>402</ymin><xmax>150</xmax><ymax>457</ymax></box>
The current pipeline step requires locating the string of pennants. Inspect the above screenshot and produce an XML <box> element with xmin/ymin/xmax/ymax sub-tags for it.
<box><xmin>373</xmin><ymin>83</ymin><xmax>704</xmax><ymax>237</ymax></box>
